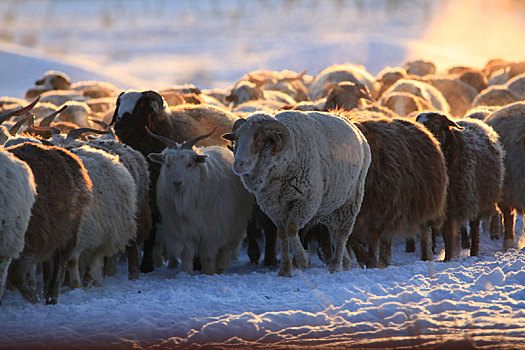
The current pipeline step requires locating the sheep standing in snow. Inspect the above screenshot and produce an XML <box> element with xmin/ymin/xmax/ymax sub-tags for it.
<box><xmin>344</xmin><ymin>114</ymin><xmax>447</xmax><ymax>268</ymax></box>
<box><xmin>6</xmin><ymin>142</ymin><xmax>92</xmax><ymax>304</ymax></box>
<box><xmin>66</xmin><ymin>146</ymin><xmax>137</xmax><ymax>287</ymax></box>
<box><xmin>416</xmin><ymin>112</ymin><xmax>504</xmax><ymax>259</ymax></box>
<box><xmin>0</xmin><ymin>149</ymin><xmax>37</xmax><ymax>305</ymax></box>
<box><xmin>110</xmin><ymin>90</ymin><xmax>239</xmax><ymax>272</ymax></box>
<box><xmin>147</xmin><ymin>128</ymin><xmax>253</xmax><ymax>275</ymax></box>
<box><xmin>485</xmin><ymin>102</ymin><xmax>525</xmax><ymax>251</ymax></box>
<box><xmin>222</xmin><ymin>111</ymin><xmax>371</xmax><ymax>276</ymax></box>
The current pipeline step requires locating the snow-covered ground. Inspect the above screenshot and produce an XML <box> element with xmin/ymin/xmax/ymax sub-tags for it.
<box><xmin>0</xmin><ymin>226</ymin><xmax>524</xmax><ymax>349</ymax></box>
<box><xmin>1</xmin><ymin>0</ymin><xmax>525</xmax><ymax>349</ymax></box>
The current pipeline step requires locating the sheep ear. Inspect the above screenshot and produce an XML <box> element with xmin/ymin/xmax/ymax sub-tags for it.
<box><xmin>194</xmin><ymin>154</ymin><xmax>208</xmax><ymax>163</ymax></box>
<box><xmin>445</xmin><ymin>117</ymin><xmax>464</xmax><ymax>131</ymax></box>
<box><xmin>148</xmin><ymin>153</ymin><xmax>164</xmax><ymax>164</ymax></box>
<box><xmin>222</xmin><ymin>133</ymin><xmax>235</xmax><ymax>141</ymax></box>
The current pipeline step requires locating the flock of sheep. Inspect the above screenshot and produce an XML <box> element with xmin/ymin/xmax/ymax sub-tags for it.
<box><xmin>0</xmin><ymin>57</ymin><xmax>524</xmax><ymax>305</ymax></box>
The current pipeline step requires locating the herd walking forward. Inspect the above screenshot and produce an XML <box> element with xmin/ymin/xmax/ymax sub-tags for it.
<box><xmin>0</xmin><ymin>57</ymin><xmax>524</xmax><ymax>304</ymax></box>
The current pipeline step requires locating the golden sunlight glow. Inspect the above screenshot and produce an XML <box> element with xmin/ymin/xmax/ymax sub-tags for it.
<box><xmin>408</xmin><ymin>0</ymin><xmax>525</xmax><ymax>69</ymax></box>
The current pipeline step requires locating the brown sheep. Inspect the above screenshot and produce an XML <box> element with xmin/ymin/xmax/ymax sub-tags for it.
<box><xmin>6</xmin><ymin>142</ymin><xmax>92</xmax><ymax>304</ymax></box>
<box><xmin>343</xmin><ymin>114</ymin><xmax>447</xmax><ymax>268</ymax></box>
<box><xmin>416</xmin><ymin>112</ymin><xmax>504</xmax><ymax>259</ymax></box>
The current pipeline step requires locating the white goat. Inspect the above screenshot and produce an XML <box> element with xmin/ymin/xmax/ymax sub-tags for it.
<box><xmin>147</xmin><ymin>128</ymin><xmax>253</xmax><ymax>275</ymax></box>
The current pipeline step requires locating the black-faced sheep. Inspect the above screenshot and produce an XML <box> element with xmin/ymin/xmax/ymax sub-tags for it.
<box><xmin>6</xmin><ymin>142</ymin><xmax>92</xmax><ymax>304</ymax></box>
<box><xmin>485</xmin><ymin>102</ymin><xmax>525</xmax><ymax>250</ymax></box>
<box><xmin>343</xmin><ymin>114</ymin><xmax>447</xmax><ymax>268</ymax></box>
<box><xmin>147</xmin><ymin>128</ymin><xmax>253</xmax><ymax>275</ymax></box>
<box><xmin>222</xmin><ymin>111</ymin><xmax>371</xmax><ymax>276</ymax></box>
<box><xmin>416</xmin><ymin>112</ymin><xmax>504</xmax><ymax>259</ymax></box>
<box><xmin>0</xmin><ymin>148</ymin><xmax>37</xmax><ymax>305</ymax></box>
<box><xmin>110</xmin><ymin>90</ymin><xmax>238</xmax><ymax>272</ymax></box>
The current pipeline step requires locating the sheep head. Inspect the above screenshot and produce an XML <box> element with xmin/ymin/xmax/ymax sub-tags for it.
<box><xmin>324</xmin><ymin>81</ymin><xmax>374</xmax><ymax>111</ymax></box>
<box><xmin>416</xmin><ymin>112</ymin><xmax>464</xmax><ymax>148</ymax></box>
<box><xmin>147</xmin><ymin>129</ymin><xmax>214</xmax><ymax>193</ymax></box>
<box><xmin>225</xmin><ymin>81</ymin><xmax>264</xmax><ymax>105</ymax></box>
<box><xmin>222</xmin><ymin>113</ymin><xmax>290</xmax><ymax>175</ymax></box>
<box><xmin>110</xmin><ymin>90</ymin><xmax>168</xmax><ymax>141</ymax></box>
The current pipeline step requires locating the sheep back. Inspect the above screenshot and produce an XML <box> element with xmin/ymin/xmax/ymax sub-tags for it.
<box><xmin>486</xmin><ymin>102</ymin><xmax>525</xmax><ymax>211</ymax></box>
<box><xmin>351</xmin><ymin>116</ymin><xmax>447</xmax><ymax>233</ymax></box>
<box><xmin>6</xmin><ymin>142</ymin><xmax>92</xmax><ymax>261</ymax></box>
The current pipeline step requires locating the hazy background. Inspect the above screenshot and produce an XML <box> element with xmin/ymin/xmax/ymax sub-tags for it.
<box><xmin>0</xmin><ymin>0</ymin><xmax>524</xmax><ymax>97</ymax></box>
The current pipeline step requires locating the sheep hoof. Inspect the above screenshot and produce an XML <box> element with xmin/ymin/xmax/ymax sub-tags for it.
<box><xmin>503</xmin><ymin>239</ymin><xmax>516</xmax><ymax>251</ymax></box>
<box><xmin>292</xmin><ymin>254</ymin><xmax>309</xmax><ymax>270</ymax></box>
<box><xmin>46</xmin><ymin>297</ymin><xmax>57</xmax><ymax>305</ymax></box>
<box><xmin>277</xmin><ymin>263</ymin><xmax>292</xmax><ymax>277</ymax></box>
<box><xmin>329</xmin><ymin>263</ymin><xmax>342</xmax><ymax>274</ymax></box>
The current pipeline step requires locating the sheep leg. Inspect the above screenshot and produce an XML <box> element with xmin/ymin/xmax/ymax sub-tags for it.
<box><xmin>347</xmin><ymin>235</ymin><xmax>367</xmax><ymax>267</ymax></box>
<box><xmin>443</xmin><ymin>218</ymin><xmax>459</xmax><ymax>261</ymax></box>
<box><xmin>489</xmin><ymin>213</ymin><xmax>502</xmax><ymax>240</ymax></box>
<box><xmin>405</xmin><ymin>238</ymin><xmax>416</xmax><ymax>253</ymax></box>
<box><xmin>84</xmin><ymin>254</ymin><xmax>104</xmax><ymax>288</ymax></box>
<box><xmin>246</xmin><ymin>214</ymin><xmax>261</xmax><ymax>265</ymax></box>
<box><xmin>10</xmin><ymin>259</ymin><xmax>40</xmax><ymax>304</ymax></box>
<box><xmin>127</xmin><ymin>243</ymin><xmax>140</xmax><ymax>281</ymax></box>
<box><xmin>0</xmin><ymin>257</ymin><xmax>12</xmax><ymax>305</ymax></box>
<box><xmin>460</xmin><ymin>225</ymin><xmax>470</xmax><ymax>250</ymax></box>
<box><xmin>431</xmin><ymin>227</ymin><xmax>438</xmax><ymax>254</ymax></box>
<box><xmin>66</xmin><ymin>253</ymin><xmax>82</xmax><ymax>289</ymax></box>
<box><xmin>378</xmin><ymin>235</ymin><xmax>392</xmax><ymax>268</ymax></box>
<box><xmin>469</xmin><ymin>220</ymin><xmax>480</xmax><ymax>256</ymax></box>
<box><xmin>420</xmin><ymin>227</ymin><xmax>432</xmax><ymax>261</ymax></box>
<box><xmin>328</xmin><ymin>227</ymin><xmax>352</xmax><ymax>273</ymax></box>
<box><xmin>501</xmin><ymin>205</ymin><xmax>517</xmax><ymax>250</ymax></box>
<box><xmin>45</xmin><ymin>249</ymin><xmax>70</xmax><ymax>305</ymax></box>
<box><xmin>263</xmin><ymin>219</ymin><xmax>278</xmax><ymax>267</ymax></box>
<box><xmin>180</xmin><ymin>247</ymin><xmax>195</xmax><ymax>275</ymax></box>
<box><xmin>291</xmin><ymin>236</ymin><xmax>309</xmax><ymax>270</ymax></box>
<box><xmin>366</xmin><ymin>232</ymin><xmax>380</xmax><ymax>269</ymax></box>
<box><xmin>277</xmin><ymin>225</ymin><xmax>292</xmax><ymax>277</ymax></box>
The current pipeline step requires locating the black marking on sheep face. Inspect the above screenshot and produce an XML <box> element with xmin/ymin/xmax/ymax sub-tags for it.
<box><xmin>111</xmin><ymin>91</ymin><xmax>166</xmax><ymax>144</ymax></box>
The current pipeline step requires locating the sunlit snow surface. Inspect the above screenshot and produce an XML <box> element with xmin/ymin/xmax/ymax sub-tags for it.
<box><xmin>1</xmin><ymin>1</ymin><xmax>525</xmax><ymax>349</ymax></box>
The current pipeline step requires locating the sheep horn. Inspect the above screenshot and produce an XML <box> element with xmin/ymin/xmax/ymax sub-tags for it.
<box><xmin>8</xmin><ymin>114</ymin><xmax>34</xmax><ymax>136</ymax></box>
<box><xmin>181</xmin><ymin>127</ymin><xmax>217</xmax><ymax>150</ymax></box>
<box><xmin>27</xmin><ymin>125</ymin><xmax>61</xmax><ymax>138</ymax></box>
<box><xmin>39</xmin><ymin>105</ymin><xmax>67</xmax><ymax>127</ymax></box>
<box><xmin>0</xmin><ymin>96</ymin><xmax>40</xmax><ymax>124</ymax></box>
<box><xmin>258</xmin><ymin>119</ymin><xmax>291</xmax><ymax>154</ymax></box>
<box><xmin>66</xmin><ymin>127</ymin><xmax>110</xmax><ymax>141</ymax></box>
<box><xmin>89</xmin><ymin>118</ymin><xmax>110</xmax><ymax>130</ymax></box>
<box><xmin>144</xmin><ymin>126</ymin><xmax>180</xmax><ymax>149</ymax></box>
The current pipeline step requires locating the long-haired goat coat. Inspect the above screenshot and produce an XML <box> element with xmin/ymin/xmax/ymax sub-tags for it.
<box><xmin>223</xmin><ymin>111</ymin><xmax>371</xmax><ymax>277</ymax></box>
<box><xmin>148</xmin><ymin>130</ymin><xmax>253</xmax><ymax>275</ymax></box>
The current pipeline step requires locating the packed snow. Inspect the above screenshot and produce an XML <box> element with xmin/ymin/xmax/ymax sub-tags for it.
<box><xmin>1</xmin><ymin>0</ymin><xmax>525</xmax><ymax>349</ymax></box>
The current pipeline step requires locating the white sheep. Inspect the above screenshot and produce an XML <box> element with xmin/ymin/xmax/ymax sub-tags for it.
<box><xmin>308</xmin><ymin>64</ymin><xmax>379</xmax><ymax>101</ymax></box>
<box><xmin>147</xmin><ymin>129</ymin><xmax>253</xmax><ymax>275</ymax></box>
<box><xmin>223</xmin><ymin>110</ymin><xmax>371</xmax><ymax>276</ymax></box>
<box><xmin>381</xmin><ymin>79</ymin><xmax>450</xmax><ymax>114</ymax></box>
<box><xmin>0</xmin><ymin>148</ymin><xmax>37</xmax><ymax>305</ymax></box>
<box><xmin>66</xmin><ymin>145</ymin><xmax>137</xmax><ymax>287</ymax></box>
